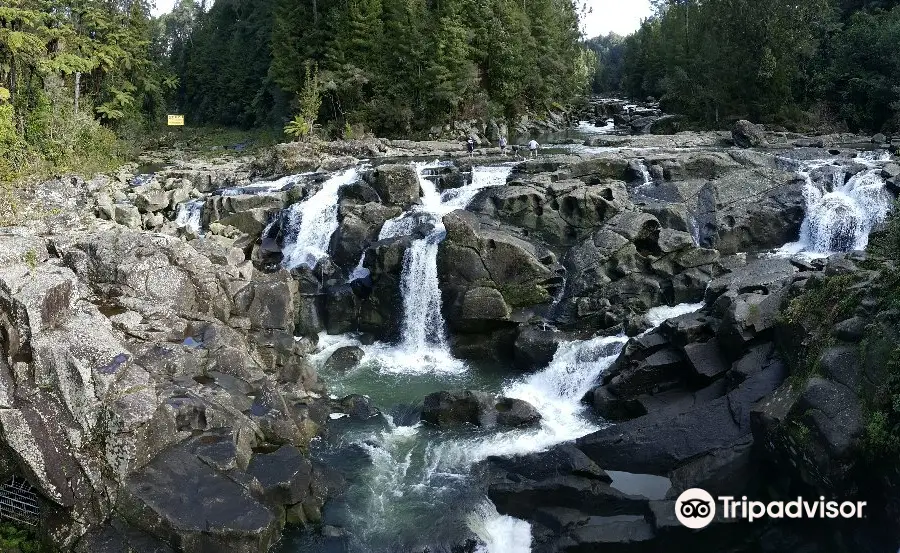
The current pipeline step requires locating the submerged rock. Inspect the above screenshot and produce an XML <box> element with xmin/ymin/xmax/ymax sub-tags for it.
<box><xmin>421</xmin><ymin>390</ymin><xmax>541</xmax><ymax>429</ymax></box>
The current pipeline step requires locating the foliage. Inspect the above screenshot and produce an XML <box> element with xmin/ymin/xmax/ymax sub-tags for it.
<box><xmin>0</xmin><ymin>523</ymin><xmax>46</xmax><ymax>553</ymax></box>
<box><xmin>0</xmin><ymin>0</ymin><xmax>164</xmax><ymax>179</ymax></box>
<box><xmin>285</xmin><ymin>64</ymin><xmax>322</xmax><ymax>142</ymax></box>
<box><xmin>614</xmin><ymin>0</ymin><xmax>900</xmax><ymax>132</ymax></box>
<box><xmin>586</xmin><ymin>33</ymin><xmax>626</xmax><ymax>93</ymax></box>
<box><xmin>171</xmin><ymin>0</ymin><xmax>592</xmax><ymax>136</ymax></box>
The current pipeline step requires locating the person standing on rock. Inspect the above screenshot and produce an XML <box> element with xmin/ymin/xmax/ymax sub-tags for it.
<box><xmin>528</xmin><ymin>139</ymin><xmax>540</xmax><ymax>158</ymax></box>
<box><xmin>467</xmin><ymin>136</ymin><xmax>475</xmax><ymax>157</ymax></box>
<box><xmin>499</xmin><ymin>136</ymin><xmax>508</xmax><ymax>156</ymax></box>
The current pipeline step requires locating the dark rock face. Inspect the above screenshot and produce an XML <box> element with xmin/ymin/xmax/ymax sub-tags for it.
<box><xmin>437</xmin><ymin>211</ymin><xmax>561</xmax><ymax>362</ymax></box>
<box><xmin>421</xmin><ymin>390</ymin><xmax>541</xmax><ymax>429</ymax></box>
<box><xmin>323</xmin><ymin>346</ymin><xmax>365</xmax><ymax>373</ymax></box>
<box><xmin>732</xmin><ymin>120</ymin><xmax>766</xmax><ymax>148</ymax></box>
<box><xmin>372</xmin><ymin>164</ymin><xmax>421</xmax><ymax>209</ymax></box>
<box><xmin>468</xmin><ymin>178</ymin><xmax>629</xmax><ymax>247</ymax></box>
<box><xmin>331</xmin><ymin>202</ymin><xmax>402</xmax><ymax>272</ymax></box>
<box><xmin>118</xmin><ymin>442</ymin><xmax>284</xmax><ymax>553</ymax></box>
<box><xmin>554</xmin><ymin>216</ymin><xmax>723</xmax><ymax>334</ymax></box>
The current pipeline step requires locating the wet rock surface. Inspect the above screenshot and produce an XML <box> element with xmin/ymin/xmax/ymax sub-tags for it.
<box><xmin>3</xmin><ymin>124</ymin><xmax>898</xmax><ymax>553</ymax></box>
<box><xmin>422</xmin><ymin>390</ymin><xmax>542</xmax><ymax>429</ymax></box>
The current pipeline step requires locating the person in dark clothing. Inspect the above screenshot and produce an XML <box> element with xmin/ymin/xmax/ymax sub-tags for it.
<box><xmin>466</xmin><ymin>137</ymin><xmax>475</xmax><ymax>157</ymax></box>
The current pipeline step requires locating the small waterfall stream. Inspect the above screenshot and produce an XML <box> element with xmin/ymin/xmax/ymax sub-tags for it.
<box><xmin>781</xmin><ymin>150</ymin><xmax>893</xmax><ymax>257</ymax></box>
<box><xmin>281</xmin><ymin>168</ymin><xmax>360</xmax><ymax>270</ymax></box>
<box><xmin>174</xmin><ymin>199</ymin><xmax>204</xmax><ymax>234</ymax></box>
<box><xmin>365</xmin><ymin>163</ymin><xmax>514</xmax><ymax>374</ymax></box>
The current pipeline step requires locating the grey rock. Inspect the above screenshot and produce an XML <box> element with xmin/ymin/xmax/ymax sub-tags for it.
<box><xmin>323</xmin><ymin>346</ymin><xmax>365</xmax><ymax>373</ymax></box>
<box><xmin>246</xmin><ymin>445</ymin><xmax>312</xmax><ymax>506</ymax></box>
<box><xmin>373</xmin><ymin>164</ymin><xmax>421</xmax><ymax>209</ymax></box>
<box><xmin>732</xmin><ymin>120</ymin><xmax>765</xmax><ymax>148</ymax></box>
<box><xmin>421</xmin><ymin>390</ymin><xmax>541</xmax><ymax>429</ymax></box>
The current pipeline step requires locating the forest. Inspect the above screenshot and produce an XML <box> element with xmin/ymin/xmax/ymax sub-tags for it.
<box><xmin>593</xmin><ymin>0</ymin><xmax>900</xmax><ymax>132</ymax></box>
<box><xmin>5</xmin><ymin>0</ymin><xmax>900</xmax><ymax>183</ymax></box>
<box><xmin>0</xmin><ymin>0</ymin><xmax>593</xmax><ymax>182</ymax></box>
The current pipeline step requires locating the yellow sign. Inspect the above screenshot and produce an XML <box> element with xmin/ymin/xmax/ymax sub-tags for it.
<box><xmin>167</xmin><ymin>115</ymin><xmax>185</xmax><ymax>126</ymax></box>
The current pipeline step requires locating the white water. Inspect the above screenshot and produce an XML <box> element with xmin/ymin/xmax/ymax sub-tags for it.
<box><xmin>779</xmin><ymin>151</ymin><xmax>893</xmax><ymax>258</ymax></box>
<box><xmin>319</xmin><ymin>284</ymin><xmax>702</xmax><ymax>553</ymax></box>
<box><xmin>364</xmin><ymin>164</ymin><xmax>514</xmax><ymax>375</ymax></box>
<box><xmin>638</xmin><ymin>160</ymin><xmax>652</xmax><ymax>185</ymax></box>
<box><xmin>643</xmin><ymin>302</ymin><xmax>704</xmax><ymax>329</ymax></box>
<box><xmin>468</xmin><ymin>502</ymin><xmax>532</xmax><ymax>553</ymax></box>
<box><xmin>174</xmin><ymin>199</ymin><xmax>204</xmax><ymax>234</ymax></box>
<box><xmin>575</xmin><ymin>118</ymin><xmax>616</xmax><ymax>134</ymax></box>
<box><xmin>281</xmin><ymin>168</ymin><xmax>359</xmax><ymax>270</ymax></box>
<box><xmin>221</xmin><ymin>172</ymin><xmax>310</xmax><ymax>196</ymax></box>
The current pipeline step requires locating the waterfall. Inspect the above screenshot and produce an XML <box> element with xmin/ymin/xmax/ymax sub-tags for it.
<box><xmin>688</xmin><ymin>214</ymin><xmax>701</xmax><ymax>247</ymax></box>
<box><xmin>467</xmin><ymin>502</ymin><xmax>532</xmax><ymax>553</ymax></box>
<box><xmin>281</xmin><ymin>168</ymin><xmax>359</xmax><ymax>270</ymax></box>
<box><xmin>397</xmin><ymin>229</ymin><xmax>450</xmax><ymax>355</ymax></box>
<box><xmin>174</xmin><ymin>199</ymin><xmax>204</xmax><ymax>234</ymax></box>
<box><xmin>312</xmin><ymin>302</ymin><xmax>703</xmax><ymax>553</ymax></box>
<box><xmin>365</xmin><ymin>163</ymin><xmax>514</xmax><ymax>374</ymax></box>
<box><xmin>798</xmin><ymin>168</ymin><xmax>892</xmax><ymax>253</ymax></box>
<box><xmin>781</xmin><ymin>151</ymin><xmax>894</xmax><ymax>257</ymax></box>
<box><xmin>638</xmin><ymin>160</ymin><xmax>652</xmax><ymax>185</ymax></box>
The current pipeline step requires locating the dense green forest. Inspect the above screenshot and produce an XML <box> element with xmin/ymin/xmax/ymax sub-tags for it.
<box><xmin>0</xmin><ymin>0</ymin><xmax>593</xmax><ymax>180</ymax></box>
<box><xmin>5</xmin><ymin>0</ymin><xmax>900</xmax><ymax>183</ymax></box>
<box><xmin>596</xmin><ymin>0</ymin><xmax>900</xmax><ymax>132</ymax></box>
<box><xmin>165</xmin><ymin>0</ymin><xmax>594</xmax><ymax>135</ymax></box>
<box><xmin>0</xmin><ymin>0</ymin><xmax>170</xmax><ymax>180</ymax></box>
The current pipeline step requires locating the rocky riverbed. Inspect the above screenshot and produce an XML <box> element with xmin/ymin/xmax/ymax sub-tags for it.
<box><xmin>1</xmin><ymin>116</ymin><xmax>899</xmax><ymax>552</ymax></box>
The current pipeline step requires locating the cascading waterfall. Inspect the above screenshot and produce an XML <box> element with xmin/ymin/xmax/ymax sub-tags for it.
<box><xmin>781</xmin><ymin>150</ymin><xmax>893</xmax><ymax>256</ymax></box>
<box><xmin>363</xmin><ymin>164</ymin><xmax>513</xmax><ymax>373</ymax></box>
<box><xmin>174</xmin><ymin>199</ymin><xmax>204</xmax><ymax>234</ymax></box>
<box><xmin>799</xmin><ymin>168</ymin><xmax>892</xmax><ymax>252</ymax></box>
<box><xmin>397</xmin><ymin>229</ymin><xmax>451</xmax><ymax>356</ymax></box>
<box><xmin>467</xmin><ymin>502</ymin><xmax>532</xmax><ymax>553</ymax></box>
<box><xmin>306</xmin><ymin>303</ymin><xmax>705</xmax><ymax>553</ymax></box>
<box><xmin>281</xmin><ymin>168</ymin><xmax>360</xmax><ymax>270</ymax></box>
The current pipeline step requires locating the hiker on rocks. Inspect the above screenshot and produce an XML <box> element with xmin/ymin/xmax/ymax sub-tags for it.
<box><xmin>511</xmin><ymin>144</ymin><xmax>520</xmax><ymax>160</ymax></box>
<box><xmin>528</xmin><ymin>139</ymin><xmax>540</xmax><ymax>158</ymax></box>
<box><xmin>467</xmin><ymin>136</ymin><xmax>475</xmax><ymax>157</ymax></box>
<box><xmin>499</xmin><ymin>136</ymin><xmax>508</xmax><ymax>156</ymax></box>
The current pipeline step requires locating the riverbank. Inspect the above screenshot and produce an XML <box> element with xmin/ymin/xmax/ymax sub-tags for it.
<box><xmin>0</xmin><ymin>113</ymin><xmax>898</xmax><ymax>552</ymax></box>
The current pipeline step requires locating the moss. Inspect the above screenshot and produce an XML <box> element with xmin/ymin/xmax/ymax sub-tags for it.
<box><xmin>499</xmin><ymin>284</ymin><xmax>550</xmax><ymax>308</ymax></box>
<box><xmin>787</xmin><ymin>418</ymin><xmax>812</xmax><ymax>447</ymax></box>
<box><xmin>23</xmin><ymin>250</ymin><xmax>38</xmax><ymax>271</ymax></box>
<box><xmin>778</xmin><ymin>273</ymin><xmax>863</xmax><ymax>380</ymax></box>
<box><xmin>0</xmin><ymin>523</ymin><xmax>50</xmax><ymax>553</ymax></box>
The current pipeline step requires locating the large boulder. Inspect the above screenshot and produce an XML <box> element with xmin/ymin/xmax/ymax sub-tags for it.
<box><xmin>468</xmin><ymin>179</ymin><xmax>629</xmax><ymax>247</ymax></box>
<box><xmin>437</xmin><ymin>211</ymin><xmax>559</xmax><ymax>361</ymax></box>
<box><xmin>372</xmin><ymin>164</ymin><xmax>421</xmax><ymax>209</ymax></box>
<box><xmin>732</xmin><ymin>120</ymin><xmax>765</xmax><ymax>148</ymax></box>
<box><xmin>421</xmin><ymin>390</ymin><xmax>541</xmax><ymax>429</ymax></box>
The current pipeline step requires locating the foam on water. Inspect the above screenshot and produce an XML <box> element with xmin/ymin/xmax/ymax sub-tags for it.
<box><xmin>281</xmin><ymin>168</ymin><xmax>359</xmax><ymax>269</ymax></box>
<box><xmin>643</xmin><ymin>302</ymin><xmax>704</xmax><ymax>329</ymax></box>
<box><xmin>221</xmin><ymin>173</ymin><xmax>310</xmax><ymax>196</ymax></box>
<box><xmin>314</xmin><ymin>301</ymin><xmax>706</xmax><ymax>553</ymax></box>
<box><xmin>575</xmin><ymin>119</ymin><xmax>616</xmax><ymax>135</ymax></box>
<box><xmin>468</xmin><ymin>502</ymin><xmax>532</xmax><ymax>553</ymax></box>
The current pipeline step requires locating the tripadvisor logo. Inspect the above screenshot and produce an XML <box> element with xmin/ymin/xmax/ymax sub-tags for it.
<box><xmin>675</xmin><ymin>488</ymin><xmax>868</xmax><ymax>529</ymax></box>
